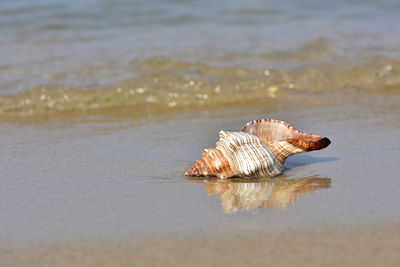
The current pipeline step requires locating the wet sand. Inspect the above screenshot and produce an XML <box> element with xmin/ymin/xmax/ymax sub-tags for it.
<box><xmin>2</xmin><ymin>223</ymin><xmax>400</xmax><ymax>267</ymax></box>
<box><xmin>0</xmin><ymin>92</ymin><xmax>399</xmax><ymax>266</ymax></box>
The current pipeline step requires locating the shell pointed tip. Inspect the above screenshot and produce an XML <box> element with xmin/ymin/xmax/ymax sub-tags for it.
<box><xmin>318</xmin><ymin>137</ymin><xmax>331</xmax><ymax>149</ymax></box>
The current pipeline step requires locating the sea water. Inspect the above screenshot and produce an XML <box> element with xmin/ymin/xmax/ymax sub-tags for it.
<box><xmin>0</xmin><ymin>0</ymin><xmax>399</xmax><ymax>118</ymax></box>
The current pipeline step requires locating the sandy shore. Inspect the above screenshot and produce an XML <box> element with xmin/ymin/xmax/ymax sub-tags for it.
<box><xmin>1</xmin><ymin>223</ymin><xmax>400</xmax><ymax>267</ymax></box>
<box><xmin>0</xmin><ymin>92</ymin><xmax>399</xmax><ymax>266</ymax></box>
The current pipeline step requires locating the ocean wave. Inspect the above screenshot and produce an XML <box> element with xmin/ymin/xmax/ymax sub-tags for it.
<box><xmin>0</xmin><ymin>56</ymin><xmax>399</xmax><ymax>118</ymax></box>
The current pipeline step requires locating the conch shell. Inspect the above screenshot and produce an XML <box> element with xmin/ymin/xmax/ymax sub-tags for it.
<box><xmin>185</xmin><ymin>118</ymin><xmax>330</xmax><ymax>178</ymax></box>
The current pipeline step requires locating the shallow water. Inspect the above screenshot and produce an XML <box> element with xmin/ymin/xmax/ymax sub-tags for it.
<box><xmin>0</xmin><ymin>96</ymin><xmax>399</xmax><ymax>244</ymax></box>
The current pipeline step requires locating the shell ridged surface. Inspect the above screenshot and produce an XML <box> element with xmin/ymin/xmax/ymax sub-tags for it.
<box><xmin>185</xmin><ymin>118</ymin><xmax>331</xmax><ymax>179</ymax></box>
<box><xmin>185</xmin><ymin>131</ymin><xmax>284</xmax><ymax>179</ymax></box>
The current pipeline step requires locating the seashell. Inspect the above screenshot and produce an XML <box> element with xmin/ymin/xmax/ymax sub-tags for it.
<box><xmin>185</xmin><ymin>118</ymin><xmax>330</xmax><ymax>178</ymax></box>
<box><xmin>190</xmin><ymin>176</ymin><xmax>331</xmax><ymax>213</ymax></box>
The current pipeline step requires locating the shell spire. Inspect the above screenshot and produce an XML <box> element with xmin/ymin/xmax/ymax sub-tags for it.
<box><xmin>185</xmin><ymin>118</ymin><xmax>331</xmax><ymax>179</ymax></box>
<box><xmin>184</xmin><ymin>143</ymin><xmax>235</xmax><ymax>179</ymax></box>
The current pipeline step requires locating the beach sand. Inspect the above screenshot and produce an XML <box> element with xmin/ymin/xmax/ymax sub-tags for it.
<box><xmin>0</xmin><ymin>91</ymin><xmax>399</xmax><ymax>266</ymax></box>
<box><xmin>2</xmin><ymin>224</ymin><xmax>400</xmax><ymax>267</ymax></box>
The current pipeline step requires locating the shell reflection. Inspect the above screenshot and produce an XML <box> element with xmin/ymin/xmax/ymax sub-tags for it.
<box><xmin>190</xmin><ymin>176</ymin><xmax>331</xmax><ymax>213</ymax></box>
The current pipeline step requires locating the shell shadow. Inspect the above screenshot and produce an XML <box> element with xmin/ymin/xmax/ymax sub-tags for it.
<box><xmin>188</xmin><ymin>176</ymin><xmax>331</xmax><ymax>213</ymax></box>
<box><xmin>285</xmin><ymin>154</ymin><xmax>338</xmax><ymax>169</ymax></box>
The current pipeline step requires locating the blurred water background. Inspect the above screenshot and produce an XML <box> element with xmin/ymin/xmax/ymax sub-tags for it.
<box><xmin>0</xmin><ymin>0</ymin><xmax>399</xmax><ymax>118</ymax></box>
